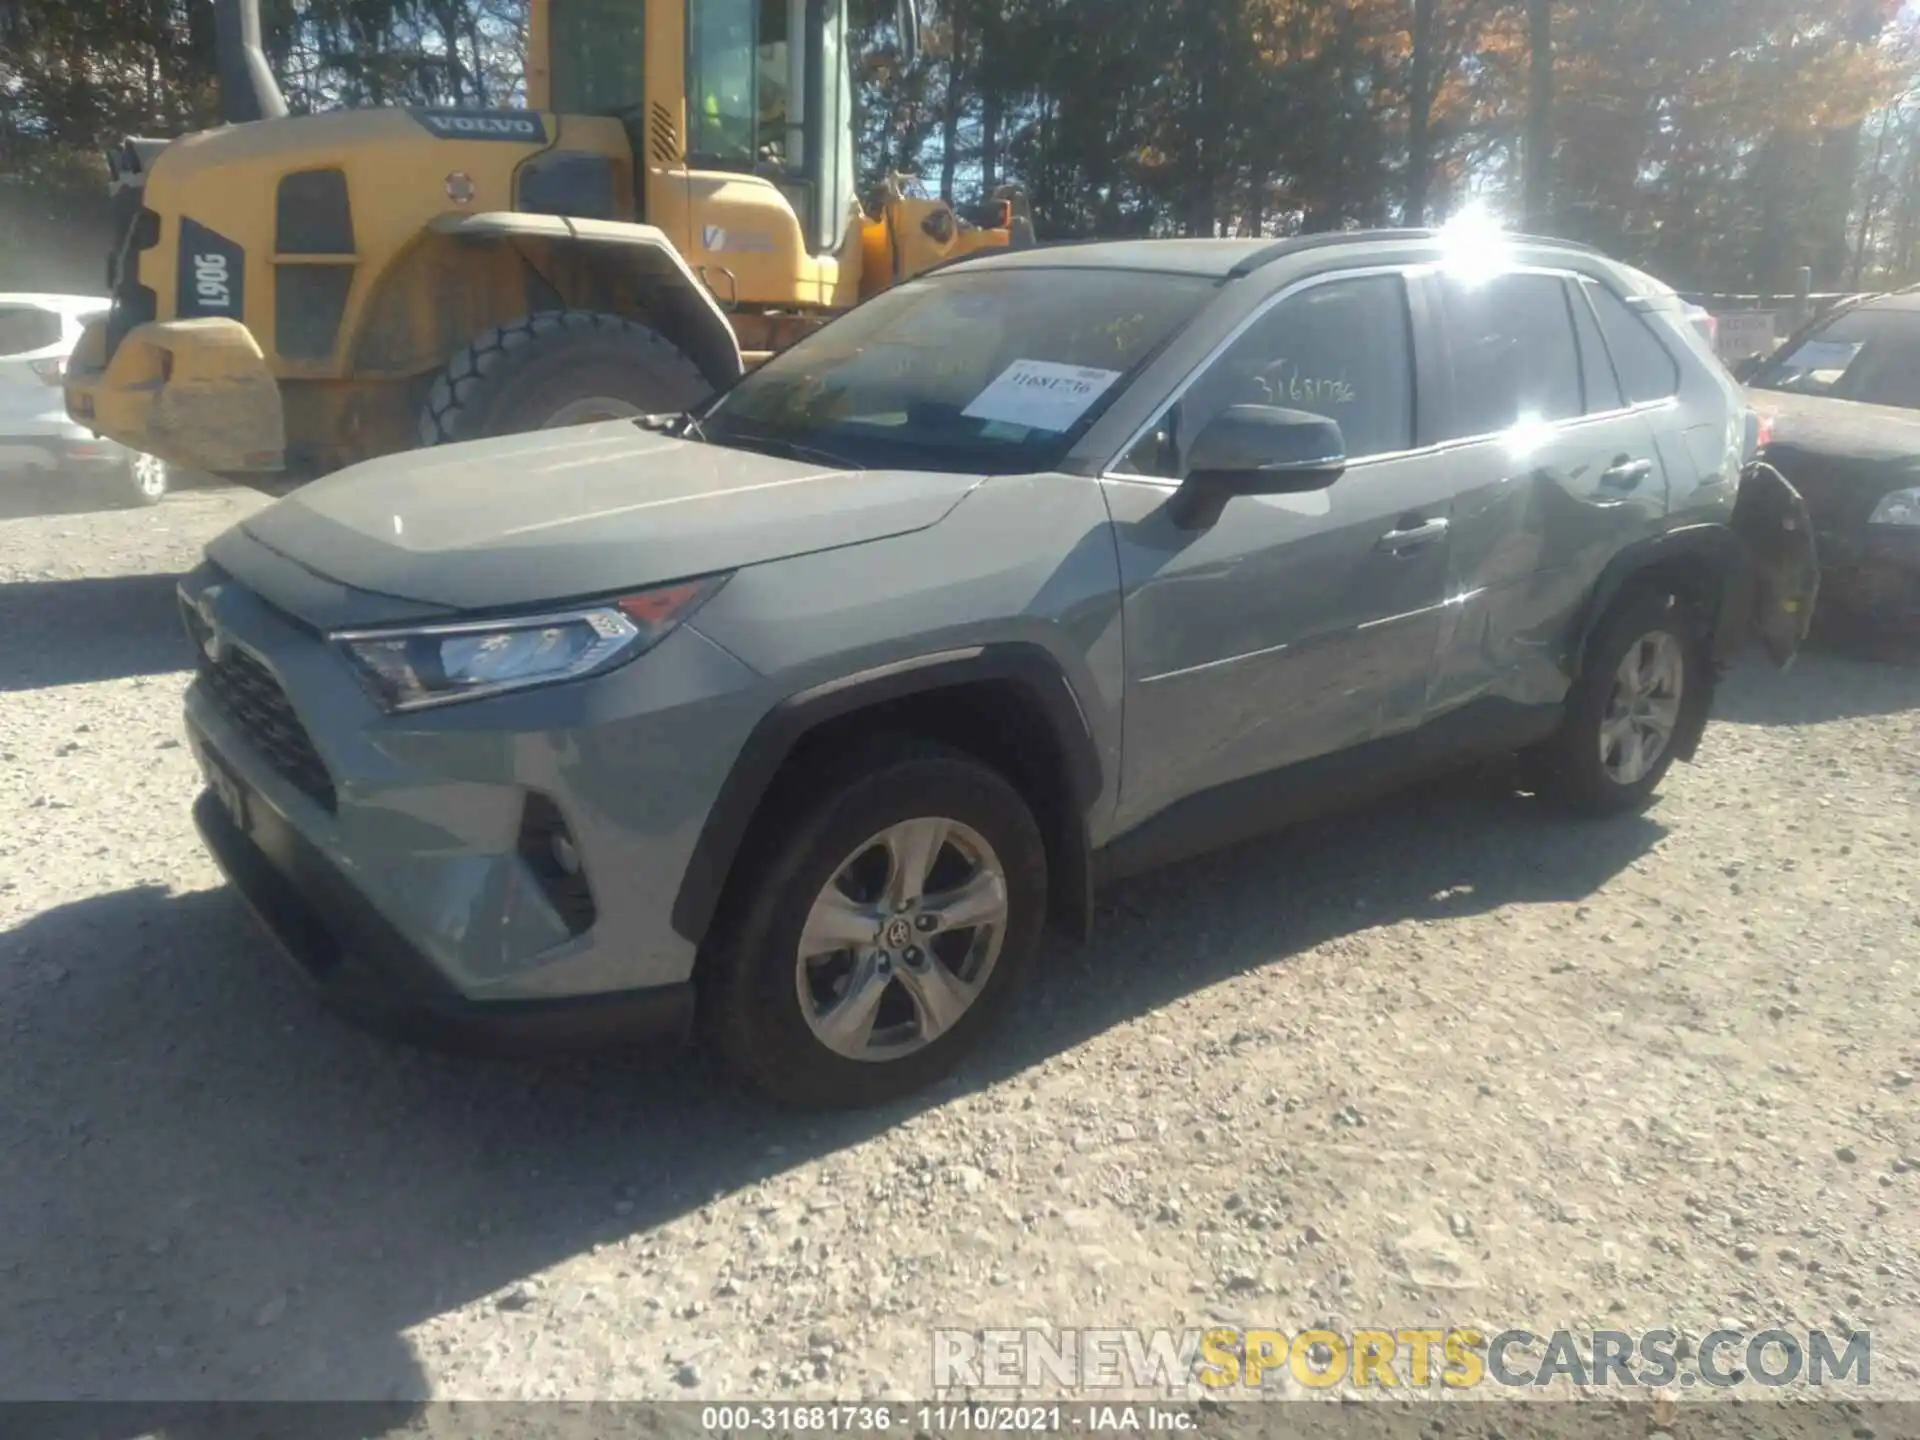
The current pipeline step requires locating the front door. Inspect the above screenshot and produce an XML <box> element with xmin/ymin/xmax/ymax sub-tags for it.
<box><xmin>1102</xmin><ymin>269</ymin><xmax>1456</xmax><ymax>833</ymax></box>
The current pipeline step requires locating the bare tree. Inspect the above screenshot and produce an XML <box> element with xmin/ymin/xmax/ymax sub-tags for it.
<box><xmin>1523</xmin><ymin>0</ymin><xmax>1552</xmax><ymax>229</ymax></box>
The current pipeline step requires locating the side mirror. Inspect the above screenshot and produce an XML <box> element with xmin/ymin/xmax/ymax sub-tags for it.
<box><xmin>896</xmin><ymin>0</ymin><xmax>921</xmax><ymax>66</ymax></box>
<box><xmin>1731</xmin><ymin>355</ymin><xmax>1761</xmax><ymax>384</ymax></box>
<box><xmin>1170</xmin><ymin>405</ymin><xmax>1348</xmax><ymax>530</ymax></box>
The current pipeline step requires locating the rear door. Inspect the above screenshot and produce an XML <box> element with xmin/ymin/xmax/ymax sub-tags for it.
<box><xmin>0</xmin><ymin>303</ymin><xmax>69</xmax><ymax>428</ymax></box>
<box><xmin>1580</xmin><ymin>276</ymin><xmax>1725</xmax><ymax>509</ymax></box>
<box><xmin>1416</xmin><ymin>266</ymin><xmax>1672</xmax><ymax>745</ymax></box>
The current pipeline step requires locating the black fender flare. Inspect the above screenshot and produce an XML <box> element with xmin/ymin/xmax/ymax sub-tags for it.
<box><xmin>670</xmin><ymin>643</ymin><xmax>1104</xmax><ymax>948</ymax></box>
<box><xmin>1578</xmin><ymin>523</ymin><xmax>1749</xmax><ymax>666</ymax></box>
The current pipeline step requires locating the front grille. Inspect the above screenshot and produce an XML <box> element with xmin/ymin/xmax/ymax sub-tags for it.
<box><xmin>183</xmin><ymin>601</ymin><xmax>336</xmax><ymax>812</ymax></box>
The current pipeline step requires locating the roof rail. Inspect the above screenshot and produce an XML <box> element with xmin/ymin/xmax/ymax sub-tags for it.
<box><xmin>1502</xmin><ymin>231</ymin><xmax>1610</xmax><ymax>258</ymax></box>
<box><xmin>1225</xmin><ymin>229</ymin><xmax>1440</xmax><ymax>278</ymax></box>
<box><xmin>927</xmin><ymin>224</ymin><xmax>1617</xmax><ymax>283</ymax></box>
<box><xmin>1224</xmin><ymin>227</ymin><xmax>1619</xmax><ymax>278</ymax></box>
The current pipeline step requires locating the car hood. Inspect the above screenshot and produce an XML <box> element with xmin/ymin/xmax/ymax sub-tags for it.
<box><xmin>221</xmin><ymin>421</ymin><xmax>982</xmax><ymax>615</ymax></box>
<box><xmin>1746</xmin><ymin>388</ymin><xmax>1920</xmax><ymax>528</ymax></box>
<box><xmin>1748</xmin><ymin>388</ymin><xmax>1920</xmax><ymax>465</ymax></box>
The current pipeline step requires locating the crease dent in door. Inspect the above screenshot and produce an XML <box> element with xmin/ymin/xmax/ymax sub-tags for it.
<box><xmin>1430</xmin><ymin>419</ymin><xmax>1669</xmax><ymax>716</ymax></box>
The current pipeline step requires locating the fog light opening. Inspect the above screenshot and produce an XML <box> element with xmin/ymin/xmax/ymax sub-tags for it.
<box><xmin>516</xmin><ymin>792</ymin><xmax>597</xmax><ymax>937</ymax></box>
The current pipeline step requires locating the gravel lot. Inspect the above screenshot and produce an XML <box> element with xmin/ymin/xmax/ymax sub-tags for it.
<box><xmin>2</xmin><ymin>483</ymin><xmax>1917</xmax><ymax>1412</ymax></box>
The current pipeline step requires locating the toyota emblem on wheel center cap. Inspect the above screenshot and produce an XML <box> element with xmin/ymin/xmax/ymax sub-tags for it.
<box><xmin>883</xmin><ymin>917</ymin><xmax>914</xmax><ymax>950</ymax></box>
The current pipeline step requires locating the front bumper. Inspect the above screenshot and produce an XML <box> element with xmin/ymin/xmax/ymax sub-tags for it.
<box><xmin>177</xmin><ymin>562</ymin><xmax>768</xmax><ymax>1047</ymax></box>
<box><xmin>64</xmin><ymin>315</ymin><xmax>285</xmax><ymax>474</ymax></box>
<box><xmin>190</xmin><ymin>785</ymin><xmax>694</xmax><ymax>1055</ymax></box>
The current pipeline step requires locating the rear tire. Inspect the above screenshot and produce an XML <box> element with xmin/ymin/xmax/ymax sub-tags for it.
<box><xmin>416</xmin><ymin>311</ymin><xmax>713</xmax><ymax>448</ymax></box>
<box><xmin>1532</xmin><ymin>589</ymin><xmax>1703</xmax><ymax>817</ymax></box>
<box><xmin>701</xmin><ymin>738</ymin><xmax>1048</xmax><ymax>1110</ymax></box>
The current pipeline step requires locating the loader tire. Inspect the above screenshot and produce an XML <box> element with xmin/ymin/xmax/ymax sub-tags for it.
<box><xmin>417</xmin><ymin>311</ymin><xmax>713</xmax><ymax>447</ymax></box>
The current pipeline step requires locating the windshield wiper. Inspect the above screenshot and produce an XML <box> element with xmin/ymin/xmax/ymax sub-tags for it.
<box><xmin>708</xmin><ymin>427</ymin><xmax>864</xmax><ymax>471</ymax></box>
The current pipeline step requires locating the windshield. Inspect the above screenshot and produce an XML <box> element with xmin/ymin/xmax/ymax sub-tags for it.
<box><xmin>699</xmin><ymin>267</ymin><xmax>1218</xmax><ymax>474</ymax></box>
<box><xmin>1749</xmin><ymin>305</ymin><xmax>1920</xmax><ymax>411</ymax></box>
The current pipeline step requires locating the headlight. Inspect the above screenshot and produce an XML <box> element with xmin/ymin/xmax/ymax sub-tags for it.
<box><xmin>1868</xmin><ymin>487</ymin><xmax>1920</xmax><ymax>527</ymax></box>
<box><xmin>333</xmin><ymin>575</ymin><xmax>729</xmax><ymax>713</ymax></box>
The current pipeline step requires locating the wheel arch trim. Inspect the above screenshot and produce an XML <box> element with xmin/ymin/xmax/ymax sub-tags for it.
<box><xmin>1577</xmin><ymin>523</ymin><xmax>1745</xmax><ymax>667</ymax></box>
<box><xmin>1574</xmin><ymin>522</ymin><xmax>1747</xmax><ymax>765</ymax></box>
<box><xmin>670</xmin><ymin>642</ymin><xmax>1103</xmax><ymax>947</ymax></box>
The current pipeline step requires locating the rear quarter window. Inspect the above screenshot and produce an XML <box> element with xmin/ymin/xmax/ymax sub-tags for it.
<box><xmin>1583</xmin><ymin>280</ymin><xmax>1682</xmax><ymax>405</ymax></box>
<box><xmin>0</xmin><ymin>305</ymin><xmax>63</xmax><ymax>357</ymax></box>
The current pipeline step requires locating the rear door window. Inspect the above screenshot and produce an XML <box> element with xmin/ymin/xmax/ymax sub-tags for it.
<box><xmin>0</xmin><ymin>305</ymin><xmax>62</xmax><ymax>357</ymax></box>
<box><xmin>1567</xmin><ymin>280</ymin><xmax>1625</xmax><ymax>413</ymax></box>
<box><xmin>1435</xmin><ymin>272</ymin><xmax>1583</xmax><ymax>439</ymax></box>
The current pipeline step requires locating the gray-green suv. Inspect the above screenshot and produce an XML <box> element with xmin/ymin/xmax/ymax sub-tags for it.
<box><xmin>178</xmin><ymin>230</ymin><xmax>1816</xmax><ymax>1108</ymax></box>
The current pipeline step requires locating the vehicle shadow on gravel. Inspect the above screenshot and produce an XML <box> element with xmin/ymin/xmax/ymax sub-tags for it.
<box><xmin>0</xmin><ymin>470</ymin><xmax>224</xmax><ymax>522</ymax></box>
<box><xmin>0</xmin><ymin>772</ymin><xmax>1661</xmax><ymax>1418</ymax></box>
<box><xmin>0</xmin><ymin>573</ymin><xmax>193</xmax><ymax>691</ymax></box>
<box><xmin>1711</xmin><ymin>648</ymin><xmax>1920</xmax><ymax>727</ymax></box>
<box><xmin>0</xmin><ymin>483</ymin><xmax>126</xmax><ymax>521</ymax></box>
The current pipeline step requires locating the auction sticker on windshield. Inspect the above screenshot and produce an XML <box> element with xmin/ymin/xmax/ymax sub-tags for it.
<box><xmin>963</xmin><ymin>359</ymin><xmax>1123</xmax><ymax>432</ymax></box>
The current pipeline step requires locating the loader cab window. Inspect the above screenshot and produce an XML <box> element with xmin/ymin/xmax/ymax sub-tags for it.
<box><xmin>689</xmin><ymin>0</ymin><xmax>856</xmax><ymax>253</ymax></box>
<box><xmin>549</xmin><ymin>0</ymin><xmax>648</xmax><ymax>117</ymax></box>
<box><xmin>689</xmin><ymin>0</ymin><xmax>798</xmax><ymax>168</ymax></box>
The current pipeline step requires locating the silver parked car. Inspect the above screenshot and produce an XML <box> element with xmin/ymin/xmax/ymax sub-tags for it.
<box><xmin>0</xmin><ymin>293</ymin><xmax>170</xmax><ymax>505</ymax></box>
<box><xmin>177</xmin><ymin>231</ymin><xmax>1816</xmax><ymax>1107</ymax></box>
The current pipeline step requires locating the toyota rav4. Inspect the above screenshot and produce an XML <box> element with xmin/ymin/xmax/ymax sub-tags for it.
<box><xmin>177</xmin><ymin>229</ymin><xmax>1817</xmax><ymax>1108</ymax></box>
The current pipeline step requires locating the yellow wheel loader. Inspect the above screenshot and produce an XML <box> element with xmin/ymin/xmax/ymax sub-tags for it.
<box><xmin>63</xmin><ymin>0</ymin><xmax>1032</xmax><ymax>485</ymax></box>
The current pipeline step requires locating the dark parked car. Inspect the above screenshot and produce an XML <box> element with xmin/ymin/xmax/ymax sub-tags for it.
<box><xmin>179</xmin><ymin>230</ymin><xmax>1814</xmax><ymax>1108</ymax></box>
<box><xmin>1742</xmin><ymin>290</ymin><xmax>1920</xmax><ymax>640</ymax></box>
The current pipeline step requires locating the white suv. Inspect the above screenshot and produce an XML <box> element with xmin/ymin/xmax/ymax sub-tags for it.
<box><xmin>0</xmin><ymin>294</ymin><xmax>169</xmax><ymax>505</ymax></box>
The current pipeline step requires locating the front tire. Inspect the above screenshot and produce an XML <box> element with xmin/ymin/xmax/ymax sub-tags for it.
<box><xmin>702</xmin><ymin>739</ymin><xmax>1048</xmax><ymax>1109</ymax></box>
<box><xmin>1534</xmin><ymin>589</ymin><xmax>1703</xmax><ymax>816</ymax></box>
<box><xmin>122</xmin><ymin>451</ymin><xmax>169</xmax><ymax>506</ymax></box>
<box><xmin>417</xmin><ymin>311</ymin><xmax>712</xmax><ymax>448</ymax></box>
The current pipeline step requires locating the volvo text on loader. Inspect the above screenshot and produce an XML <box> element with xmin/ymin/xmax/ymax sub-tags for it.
<box><xmin>64</xmin><ymin>0</ymin><xmax>1031</xmax><ymax>484</ymax></box>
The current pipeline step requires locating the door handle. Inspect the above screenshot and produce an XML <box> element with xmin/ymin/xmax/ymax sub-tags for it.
<box><xmin>1602</xmin><ymin>457</ymin><xmax>1655</xmax><ymax>489</ymax></box>
<box><xmin>1377</xmin><ymin>517</ymin><xmax>1450</xmax><ymax>553</ymax></box>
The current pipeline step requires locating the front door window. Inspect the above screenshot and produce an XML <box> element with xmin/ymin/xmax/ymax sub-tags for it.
<box><xmin>1120</xmin><ymin>273</ymin><xmax>1417</xmax><ymax>477</ymax></box>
